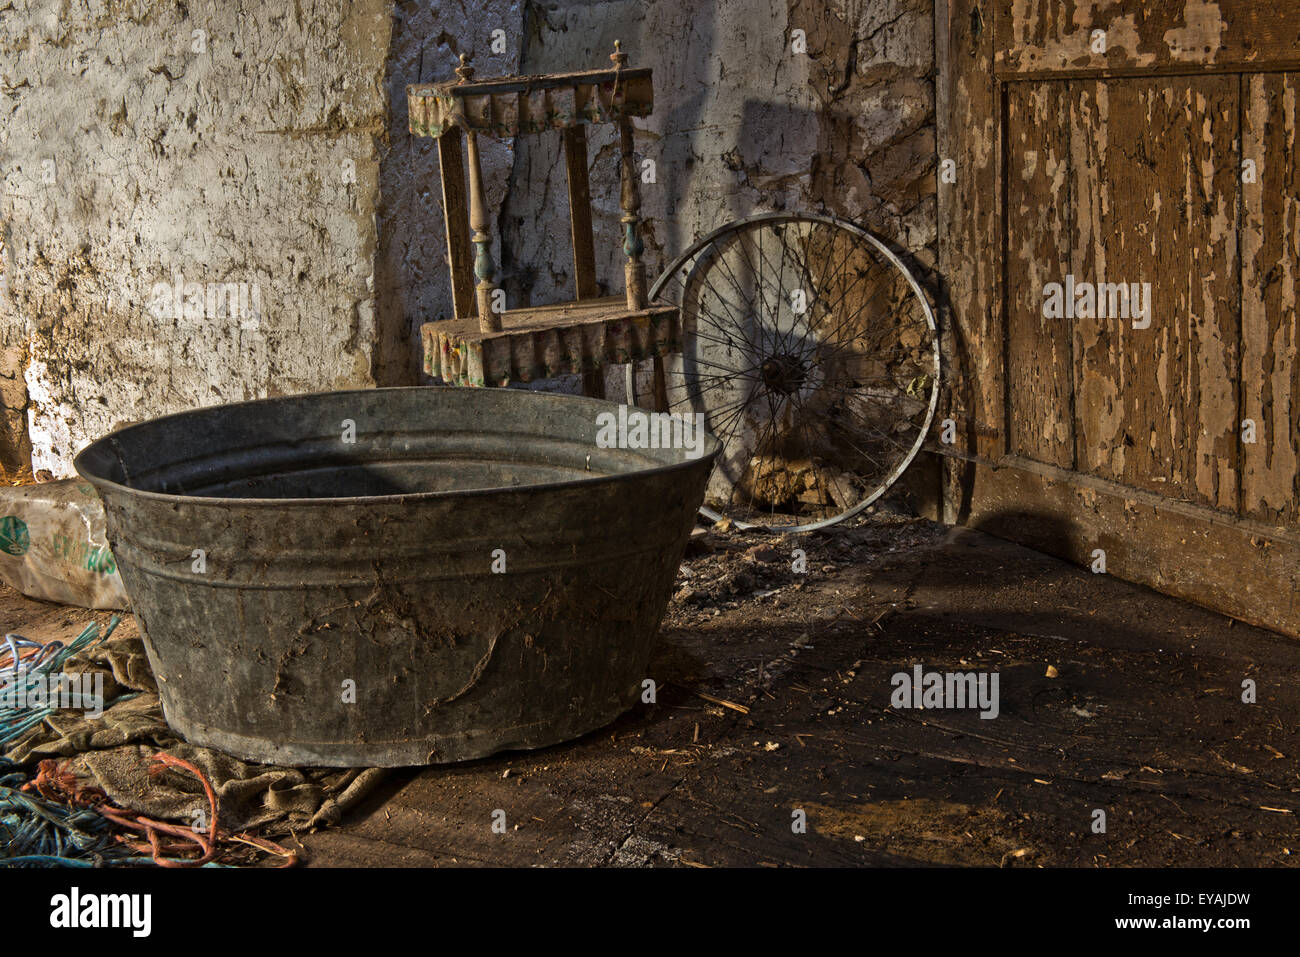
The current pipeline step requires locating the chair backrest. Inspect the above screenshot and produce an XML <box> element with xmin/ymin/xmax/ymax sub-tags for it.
<box><xmin>408</xmin><ymin>42</ymin><xmax>654</xmax><ymax>332</ymax></box>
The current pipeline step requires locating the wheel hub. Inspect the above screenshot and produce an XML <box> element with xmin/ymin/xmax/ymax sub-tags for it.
<box><xmin>759</xmin><ymin>354</ymin><xmax>807</xmax><ymax>395</ymax></box>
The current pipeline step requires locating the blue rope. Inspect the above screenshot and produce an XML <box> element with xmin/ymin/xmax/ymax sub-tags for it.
<box><xmin>1</xmin><ymin>633</ymin><xmax>63</xmax><ymax>681</ymax></box>
<box><xmin>0</xmin><ymin>619</ymin><xmax>235</xmax><ymax>868</ymax></box>
<box><xmin>0</xmin><ymin>616</ymin><xmax>122</xmax><ymax>748</ymax></box>
<box><xmin>0</xmin><ymin>758</ymin><xmax>153</xmax><ymax>867</ymax></box>
<box><xmin>0</xmin><ymin>758</ymin><xmax>235</xmax><ymax>868</ymax></box>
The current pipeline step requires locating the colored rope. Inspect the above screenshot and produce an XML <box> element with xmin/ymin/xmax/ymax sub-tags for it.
<box><xmin>0</xmin><ymin>757</ymin><xmax>151</xmax><ymax>867</ymax></box>
<box><xmin>27</xmin><ymin>755</ymin><xmax>297</xmax><ymax>868</ymax></box>
<box><xmin>0</xmin><ymin>616</ymin><xmax>121</xmax><ymax>748</ymax></box>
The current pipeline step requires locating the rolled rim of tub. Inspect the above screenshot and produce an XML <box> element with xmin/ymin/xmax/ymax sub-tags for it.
<box><xmin>74</xmin><ymin>386</ymin><xmax>723</xmax><ymax>507</ymax></box>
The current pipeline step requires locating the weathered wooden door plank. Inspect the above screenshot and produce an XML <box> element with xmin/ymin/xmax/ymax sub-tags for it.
<box><xmin>1068</xmin><ymin>76</ymin><xmax>1240</xmax><ymax>511</ymax></box>
<box><xmin>967</xmin><ymin>454</ymin><xmax>1300</xmax><ymax>637</ymax></box>
<box><xmin>937</xmin><ymin>0</ymin><xmax>1006</xmax><ymax>477</ymax></box>
<box><xmin>1005</xmin><ymin>81</ymin><xmax>1076</xmax><ymax>468</ymax></box>
<box><xmin>1241</xmin><ymin>72</ymin><xmax>1300</xmax><ymax>526</ymax></box>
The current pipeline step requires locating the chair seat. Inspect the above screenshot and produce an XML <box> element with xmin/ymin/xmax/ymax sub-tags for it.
<box><xmin>423</xmin><ymin>295</ymin><xmax>679</xmax><ymax>387</ymax></box>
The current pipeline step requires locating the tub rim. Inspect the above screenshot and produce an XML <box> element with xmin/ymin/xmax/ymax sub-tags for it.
<box><xmin>73</xmin><ymin>385</ymin><xmax>722</xmax><ymax>510</ymax></box>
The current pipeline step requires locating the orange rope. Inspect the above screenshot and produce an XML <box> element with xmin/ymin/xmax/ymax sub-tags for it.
<box><xmin>25</xmin><ymin>755</ymin><xmax>298</xmax><ymax>867</ymax></box>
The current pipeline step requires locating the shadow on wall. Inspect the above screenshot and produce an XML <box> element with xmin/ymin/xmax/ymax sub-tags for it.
<box><xmin>499</xmin><ymin>0</ymin><xmax>723</xmax><ymax>311</ymax></box>
<box><xmin>380</xmin><ymin>0</ymin><xmax>939</xmax><ymax>402</ymax></box>
<box><xmin>731</xmin><ymin>96</ymin><xmax>942</xmax><ymax>291</ymax></box>
<box><xmin>498</xmin><ymin>3</ymin><xmax>936</xmax><ymax>313</ymax></box>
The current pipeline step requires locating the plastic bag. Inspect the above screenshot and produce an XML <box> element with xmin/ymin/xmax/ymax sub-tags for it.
<box><xmin>0</xmin><ymin>479</ymin><xmax>129</xmax><ymax>610</ymax></box>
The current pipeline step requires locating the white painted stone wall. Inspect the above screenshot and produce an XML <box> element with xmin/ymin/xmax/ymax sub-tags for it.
<box><xmin>500</xmin><ymin>0</ymin><xmax>936</xmax><ymax>311</ymax></box>
<box><xmin>1</xmin><ymin>1</ymin><xmax>394</xmax><ymax>476</ymax></box>
<box><xmin>0</xmin><ymin>0</ymin><xmax>934</xmax><ymax>474</ymax></box>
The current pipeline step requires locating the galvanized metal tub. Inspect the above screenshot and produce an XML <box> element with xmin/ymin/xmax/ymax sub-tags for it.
<box><xmin>74</xmin><ymin>387</ymin><xmax>719</xmax><ymax>767</ymax></box>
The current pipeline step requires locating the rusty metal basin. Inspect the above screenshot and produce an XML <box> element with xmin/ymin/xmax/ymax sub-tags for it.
<box><xmin>74</xmin><ymin>387</ymin><xmax>719</xmax><ymax>767</ymax></box>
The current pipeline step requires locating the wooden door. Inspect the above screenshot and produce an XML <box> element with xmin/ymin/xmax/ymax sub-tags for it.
<box><xmin>937</xmin><ymin>0</ymin><xmax>1300</xmax><ymax>636</ymax></box>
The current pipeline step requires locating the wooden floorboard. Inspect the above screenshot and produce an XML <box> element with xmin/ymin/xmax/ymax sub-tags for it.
<box><xmin>6</xmin><ymin>517</ymin><xmax>1296</xmax><ymax>867</ymax></box>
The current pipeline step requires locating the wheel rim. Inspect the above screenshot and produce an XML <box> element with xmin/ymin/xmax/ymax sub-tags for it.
<box><xmin>650</xmin><ymin>213</ymin><xmax>940</xmax><ymax>532</ymax></box>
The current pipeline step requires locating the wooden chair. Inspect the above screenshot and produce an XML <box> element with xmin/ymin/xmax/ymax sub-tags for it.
<box><xmin>407</xmin><ymin>41</ymin><xmax>674</xmax><ymax>408</ymax></box>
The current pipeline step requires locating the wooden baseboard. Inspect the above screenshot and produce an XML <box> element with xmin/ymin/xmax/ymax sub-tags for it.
<box><xmin>952</xmin><ymin>454</ymin><xmax>1300</xmax><ymax>638</ymax></box>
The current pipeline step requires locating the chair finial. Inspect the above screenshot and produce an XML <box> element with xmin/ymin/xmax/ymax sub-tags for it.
<box><xmin>610</xmin><ymin>40</ymin><xmax>628</xmax><ymax>69</ymax></box>
<box><xmin>455</xmin><ymin>53</ymin><xmax>474</xmax><ymax>83</ymax></box>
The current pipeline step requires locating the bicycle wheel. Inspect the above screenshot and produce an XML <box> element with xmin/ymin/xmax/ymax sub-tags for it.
<box><xmin>650</xmin><ymin>213</ymin><xmax>939</xmax><ymax>532</ymax></box>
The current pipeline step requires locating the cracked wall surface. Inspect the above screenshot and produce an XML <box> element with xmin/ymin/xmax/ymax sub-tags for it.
<box><xmin>1</xmin><ymin>0</ymin><xmax>936</xmax><ymax>473</ymax></box>
<box><xmin>498</xmin><ymin>0</ymin><xmax>936</xmax><ymax>316</ymax></box>
<box><xmin>1</xmin><ymin>0</ymin><xmax>392</xmax><ymax>476</ymax></box>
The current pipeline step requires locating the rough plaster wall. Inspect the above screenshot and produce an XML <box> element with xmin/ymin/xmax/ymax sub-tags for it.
<box><xmin>0</xmin><ymin>0</ymin><xmax>935</xmax><ymax>472</ymax></box>
<box><xmin>0</xmin><ymin>0</ymin><xmax>391</xmax><ymax>476</ymax></box>
<box><xmin>375</xmin><ymin>0</ymin><xmax>523</xmax><ymax>386</ymax></box>
<box><xmin>498</xmin><ymin>0</ymin><xmax>936</xmax><ymax>315</ymax></box>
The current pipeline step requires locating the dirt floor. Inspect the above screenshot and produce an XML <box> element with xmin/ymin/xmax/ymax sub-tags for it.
<box><xmin>5</xmin><ymin>512</ymin><xmax>1299</xmax><ymax>867</ymax></box>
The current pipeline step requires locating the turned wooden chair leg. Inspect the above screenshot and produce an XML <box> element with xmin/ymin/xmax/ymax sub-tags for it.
<box><xmin>454</xmin><ymin>54</ymin><xmax>499</xmax><ymax>334</ymax></box>
<box><xmin>613</xmin><ymin>41</ymin><xmax>648</xmax><ymax>313</ymax></box>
